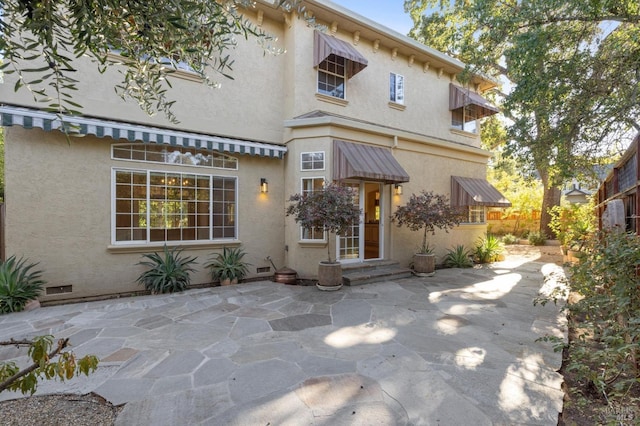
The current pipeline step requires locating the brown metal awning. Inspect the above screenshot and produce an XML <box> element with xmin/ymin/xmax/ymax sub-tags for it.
<box><xmin>314</xmin><ymin>31</ymin><xmax>368</xmax><ymax>78</ymax></box>
<box><xmin>333</xmin><ymin>140</ymin><xmax>410</xmax><ymax>184</ymax></box>
<box><xmin>451</xmin><ymin>176</ymin><xmax>511</xmax><ymax>207</ymax></box>
<box><xmin>449</xmin><ymin>84</ymin><xmax>500</xmax><ymax>119</ymax></box>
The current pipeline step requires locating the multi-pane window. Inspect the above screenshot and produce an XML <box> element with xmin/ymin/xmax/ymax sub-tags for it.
<box><xmin>301</xmin><ymin>152</ymin><xmax>325</xmax><ymax>171</ymax></box>
<box><xmin>464</xmin><ymin>206</ymin><xmax>485</xmax><ymax>223</ymax></box>
<box><xmin>451</xmin><ymin>105</ymin><xmax>478</xmax><ymax>133</ymax></box>
<box><xmin>317</xmin><ymin>54</ymin><xmax>346</xmax><ymax>99</ymax></box>
<box><xmin>114</xmin><ymin>169</ymin><xmax>236</xmax><ymax>243</ymax></box>
<box><xmin>300</xmin><ymin>178</ymin><xmax>325</xmax><ymax>241</ymax></box>
<box><xmin>389</xmin><ymin>73</ymin><xmax>405</xmax><ymax>104</ymax></box>
<box><xmin>113</xmin><ymin>144</ymin><xmax>237</xmax><ymax>170</ymax></box>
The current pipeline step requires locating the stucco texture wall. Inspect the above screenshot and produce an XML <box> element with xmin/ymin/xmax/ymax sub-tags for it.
<box><xmin>4</xmin><ymin>127</ymin><xmax>285</xmax><ymax>302</ymax></box>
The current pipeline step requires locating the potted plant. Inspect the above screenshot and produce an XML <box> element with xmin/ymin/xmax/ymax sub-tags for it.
<box><xmin>286</xmin><ymin>182</ymin><xmax>361</xmax><ymax>291</ymax></box>
<box><xmin>0</xmin><ymin>255</ymin><xmax>46</xmax><ymax>313</ymax></box>
<box><xmin>391</xmin><ymin>190</ymin><xmax>463</xmax><ymax>274</ymax></box>
<box><xmin>205</xmin><ymin>246</ymin><xmax>250</xmax><ymax>285</ymax></box>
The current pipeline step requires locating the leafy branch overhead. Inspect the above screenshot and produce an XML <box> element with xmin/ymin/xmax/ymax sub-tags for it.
<box><xmin>1</xmin><ymin>0</ymin><xmax>304</xmax><ymax>122</ymax></box>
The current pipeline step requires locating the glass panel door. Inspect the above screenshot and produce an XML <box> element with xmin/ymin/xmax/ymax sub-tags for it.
<box><xmin>364</xmin><ymin>182</ymin><xmax>382</xmax><ymax>259</ymax></box>
<box><xmin>338</xmin><ymin>182</ymin><xmax>361</xmax><ymax>261</ymax></box>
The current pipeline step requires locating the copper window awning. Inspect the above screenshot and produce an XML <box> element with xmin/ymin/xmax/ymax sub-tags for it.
<box><xmin>449</xmin><ymin>84</ymin><xmax>500</xmax><ymax>119</ymax></box>
<box><xmin>333</xmin><ymin>140</ymin><xmax>409</xmax><ymax>184</ymax></box>
<box><xmin>451</xmin><ymin>176</ymin><xmax>511</xmax><ymax>207</ymax></box>
<box><xmin>314</xmin><ymin>31</ymin><xmax>368</xmax><ymax>78</ymax></box>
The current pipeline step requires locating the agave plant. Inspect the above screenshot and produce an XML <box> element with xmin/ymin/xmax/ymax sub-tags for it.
<box><xmin>0</xmin><ymin>255</ymin><xmax>46</xmax><ymax>314</ymax></box>
<box><xmin>205</xmin><ymin>246</ymin><xmax>250</xmax><ymax>283</ymax></box>
<box><xmin>474</xmin><ymin>234</ymin><xmax>504</xmax><ymax>264</ymax></box>
<box><xmin>444</xmin><ymin>245</ymin><xmax>473</xmax><ymax>268</ymax></box>
<box><xmin>136</xmin><ymin>245</ymin><xmax>197</xmax><ymax>294</ymax></box>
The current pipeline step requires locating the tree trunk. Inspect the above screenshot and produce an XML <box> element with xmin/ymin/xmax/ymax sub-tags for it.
<box><xmin>539</xmin><ymin>172</ymin><xmax>562</xmax><ymax>238</ymax></box>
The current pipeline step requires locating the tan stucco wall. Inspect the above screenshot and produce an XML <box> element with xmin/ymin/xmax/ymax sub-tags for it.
<box><xmin>4</xmin><ymin>127</ymin><xmax>285</xmax><ymax>302</ymax></box>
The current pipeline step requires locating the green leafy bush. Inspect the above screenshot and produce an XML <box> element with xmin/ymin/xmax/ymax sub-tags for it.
<box><xmin>566</xmin><ymin>230</ymin><xmax>640</xmax><ymax>401</ymax></box>
<box><xmin>474</xmin><ymin>234</ymin><xmax>504</xmax><ymax>263</ymax></box>
<box><xmin>136</xmin><ymin>245</ymin><xmax>197</xmax><ymax>294</ymax></box>
<box><xmin>527</xmin><ymin>230</ymin><xmax>547</xmax><ymax>246</ymax></box>
<box><xmin>501</xmin><ymin>233</ymin><xmax>519</xmax><ymax>245</ymax></box>
<box><xmin>205</xmin><ymin>246</ymin><xmax>250</xmax><ymax>282</ymax></box>
<box><xmin>0</xmin><ymin>255</ymin><xmax>45</xmax><ymax>314</ymax></box>
<box><xmin>444</xmin><ymin>245</ymin><xmax>473</xmax><ymax>268</ymax></box>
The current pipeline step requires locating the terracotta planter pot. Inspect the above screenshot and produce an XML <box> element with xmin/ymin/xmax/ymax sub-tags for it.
<box><xmin>413</xmin><ymin>253</ymin><xmax>435</xmax><ymax>274</ymax></box>
<box><xmin>316</xmin><ymin>261</ymin><xmax>343</xmax><ymax>291</ymax></box>
<box><xmin>220</xmin><ymin>277</ymin><xmax>238</xmax><ymax>286</ymax></box>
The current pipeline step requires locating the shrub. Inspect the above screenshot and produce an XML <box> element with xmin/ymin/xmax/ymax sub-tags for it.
<box><xmin>0</xmin><ymin>255</ymin><xmax>46</xmax><ymax>314</ymax></box>
<box><xmin>136</xmin><ymin>245</ymin><xmax>197</xmax><ymax>294</ymax></box>
<box><xmin>205</xmin><ymin>246</ymin><xmax>250</xmax><ymax>282</ymax></box>
<box><xmin>474</xmin><ymin>234</ymin><xmax>504</xmax><ymax>263</ymax></box>
<box><xmin>527</xmin><ymin>231</ymin><xmax>547</xmax><ymax>246</ymax></box>
<box><xmin>444</xmin><ymin>245</ymin><xmax>473</xmax><ymax>268</ymax></box>
<box><xmin>566</xmin><ymin>230</ymin><xmax>640</xmax><ymax>401</ymax></box>
<box><xmin>501</xmin><ymin>233</ymin><xmax>519</xmax><ymax>245</ymax></box>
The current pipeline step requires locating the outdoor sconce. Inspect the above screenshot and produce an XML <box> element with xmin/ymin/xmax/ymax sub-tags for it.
<box><xmin>260</xmin><ymin>178</ymin><xmax>268</xmax><ymax>193</ymax></box>
<box><xmin>394</xmin><ymin>184</ymin><xmax>403</xmax><ymax>195</ymax></box>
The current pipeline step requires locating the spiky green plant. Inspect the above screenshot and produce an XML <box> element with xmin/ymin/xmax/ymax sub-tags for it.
<box><xmin>205</xmin><ymin>246</ymin><xmax>250</xmax><ymax>282</ymax></box>
<box><xmin>444</xmin><ymin>245</ymin><xmax>474</xmax><ymax>268</ymax></box>
<box><xmin>474</xmin><ymin>234</ymin><xmax>504</xmax><ymax>264</ymax></box>
<box><xmin>0</xmin><ymin>255</ymin><xmax>46</xmax><ymax>314</ymax></box>
<box><xmin>136</xmin><ymin>245</ymin><xmax>197</xmax><ymax>294</ymax></box>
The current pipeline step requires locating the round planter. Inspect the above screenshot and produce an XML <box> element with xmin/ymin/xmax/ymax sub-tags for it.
<box><xmin>220</xmin><ymin>277</ymin><xmax>238</xmax><ymax>286</ymax></box>
<box><xmin>413</xmin><ymin>253</ymin><xmax>436</xmax><ymax>274</ymax></box>
<box><xmin>316</xmin><ymin>261</ymin><xmax>343</xmax><ymax>291</ymax></box>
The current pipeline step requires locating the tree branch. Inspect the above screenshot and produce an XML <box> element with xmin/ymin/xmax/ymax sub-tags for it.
<box><xmin>0</xmin><ymin>338</ymin><xmax>69</xmax><ymax>393</ymax></box>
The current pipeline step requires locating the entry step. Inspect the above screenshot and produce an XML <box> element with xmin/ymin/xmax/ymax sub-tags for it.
<box><xmin>342</xmin><ymin>260</ymin><xmax>413</xmax><ymax>286</ymax></box>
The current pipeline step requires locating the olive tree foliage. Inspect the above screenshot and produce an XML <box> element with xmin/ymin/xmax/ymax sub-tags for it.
<box><xmin>0</xmin><ymin>0</ymin><xmax>304</xmax><ymax>122</ymax></box>
<box><xmin>405</xmin><ymin>0</ymin><xmax>640</xmax><ymax>235</ymax></box>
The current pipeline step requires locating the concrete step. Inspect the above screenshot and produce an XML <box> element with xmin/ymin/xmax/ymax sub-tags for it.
<box><xmin>342</xmin><ymin>260</ymin><xmax>413</xmax><ymax>286</ymax></box>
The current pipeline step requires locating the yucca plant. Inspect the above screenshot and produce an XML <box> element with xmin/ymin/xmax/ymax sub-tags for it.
<box><xmin>136</xmin><ymin>245</ymin><xmax>197</xmax><ymax>294</ymax></box>
<box><xmin>0</xmin><ymin>255</ymin><xmax>46</xmax><ymax>314</ymax></box>
<box><xmin>444</xmin><ymin>245</ymin><xmax>473</xmax><ymax>268</ymax></box>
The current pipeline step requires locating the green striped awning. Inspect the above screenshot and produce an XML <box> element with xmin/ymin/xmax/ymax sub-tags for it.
<box><xmin>0</xmin><ymin>105</ymin><xmax>287</xmax><ymax>159</ymax></box>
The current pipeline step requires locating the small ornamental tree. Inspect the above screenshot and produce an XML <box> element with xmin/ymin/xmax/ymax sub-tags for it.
<box><xmin>286</xmin><ymin>183</ymin><xmax>361</xmax><ymax>263</ymax></box>
<box><xmin>391</xmin><ymin>191</ymin><xmax>464</xmax><ymax>253</ymax></box>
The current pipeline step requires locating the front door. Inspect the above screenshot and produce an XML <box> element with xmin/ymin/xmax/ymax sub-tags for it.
<box><xmin>338</xmin><ymin>182</ymin><xmax>383</xmax><ymax>262</ymax></box>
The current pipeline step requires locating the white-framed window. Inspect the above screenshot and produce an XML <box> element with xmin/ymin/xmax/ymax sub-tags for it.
<box><xmin>113</xmin><ymin>168</ymin><xmax>237</xmax><ymax>244</ymax></box>
<box><xmin>300</xmin><ymin>177</ymin><xmax>326</xmax><ymax>241</ymax></box>
<box><xmin>301</xmin><ymin>151</ymin><xmax>325</xmax><ymax>171</ymax></box>
<box><xmin>389</xmin><ymin>73</ymin><xmax>405</xmax><ymax>104</ymax></box>
<box><xmin>317</xmin><ymin>54</ymin><xmax>346</xmax><ymax>99</ymax></box>
<box><xmin>463</xmin><ymin>206</ymin><xmax>485</xmax><ymax>224</ymax></box>
<box><xmin>112</xmin><ymin>144</ymin><xmax>238</xmax><ymax>170</ymax></box>
<box><xmin>451</xmin><ymin>105</ymin><xmax>478</xmax><ymax>133</ymax></box>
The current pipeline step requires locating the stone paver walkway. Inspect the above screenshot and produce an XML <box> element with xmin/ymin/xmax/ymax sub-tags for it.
<box><xmin>0</xmin><ymin>255</ymin><xmax>567</xmax><ymax>425</ymax></box>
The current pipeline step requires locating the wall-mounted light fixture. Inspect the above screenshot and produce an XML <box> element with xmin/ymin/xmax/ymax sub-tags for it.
<box><xmin>394</xmin><ymin>184</ymin><xmax>403</xmax><ymax>195</ymax></box>
<box><xmin>260</xmin><ymin>178</ymin><xmax>268</xmax><ymax>193</ymax></box>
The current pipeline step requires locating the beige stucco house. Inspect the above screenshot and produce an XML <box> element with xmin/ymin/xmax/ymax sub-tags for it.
<box><xmin>0</xmin><ymin>0</ymin><xmax>508</xmax><ymax>302</ymax></box>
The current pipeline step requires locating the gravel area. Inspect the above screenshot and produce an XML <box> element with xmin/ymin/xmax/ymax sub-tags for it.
<box><xmin>0</xmin><ymin>393</ymin><xmax>122</xmax><ymax>426</ymax></box>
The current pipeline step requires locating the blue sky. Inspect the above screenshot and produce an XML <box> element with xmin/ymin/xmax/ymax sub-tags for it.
<box><xmin>331</xmin><ymin>1</ymin><xmax>414</xmax><ymax>35</ymax></box>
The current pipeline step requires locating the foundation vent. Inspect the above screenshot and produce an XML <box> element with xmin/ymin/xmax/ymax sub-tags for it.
<box><xmin>256</xmin><ymin>267</ymin><xmax>271</xmax><ymax>273</ymax></box>
<box><xmin>46</xmin><ymin>285</ymin><xmax>73</xmax><ymax>295</ymax></box>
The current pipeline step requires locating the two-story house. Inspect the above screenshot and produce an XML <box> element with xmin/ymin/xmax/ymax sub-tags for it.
<box><xmin>0</xmin><ymin>0</ymin><xmax>507</xmax><ymax>302</ymax></box>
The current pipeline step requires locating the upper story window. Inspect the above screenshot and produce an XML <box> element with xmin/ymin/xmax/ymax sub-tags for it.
<box><xmin>112</xmin><ymin>144</ymin><xmax>238</xmax><ymax>170</ymax></box>
<box><xmin>389</xmin><ymin>73</ymin><xmax>405</xmax><ymax>104</ymax></box>
<box><xmin>301</xmin><ymin>151</ymin><xmax>325</xmax><ymax>171</ymax></box>
<box><xmin>451</xmin><ymin>105</ymin><xmax>478</xmax><ymax>133</ymax></box>
<box><xmin>313</xmin><ymin>31</ymin><xmax>368</xmax><ymax>101</ymax></box>
<box><xmin>318</xmin><ymin>55</ymin><xmax>346</xmax><ymax>99</ymax></box>
<box><xmin>449</xmin><ymin>84</ymin><xmax>499</xmax><ymax>134</ymax></box>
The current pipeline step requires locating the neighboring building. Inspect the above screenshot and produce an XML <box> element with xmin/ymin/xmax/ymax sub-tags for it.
<box><xmin>596</xmin><ymin>133</ymin><xmax>640</xmax><ymax>234</ymax></box>
<box><xmin>0</xmin><ymin>0</ymin><xmax>506</xmax><ymax>302</ymax></box>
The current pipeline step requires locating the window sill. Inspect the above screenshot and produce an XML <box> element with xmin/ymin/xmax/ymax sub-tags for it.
<box><xmin>449</xmin><ymin>128</ymin><xmax>479</xmax><ymax>138</ymax></box>
<box><xmin>315</xmin><ymin>93</ymin><xmax>349</xmax><ymax>107</ymax></box>
<box><xmin>299</xmin><ymin>240</ymin><xmax>327</xmax><ymax>247</ymax></box>
<box><xmin>388</xmin><ymin>102</ymin><xmax>406</xmax><ymax>111</ymax></box>
<box><xmin>108</xmin><ymin>240</ymin><xmax>242</xmax><ymax>254</ymax></box>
